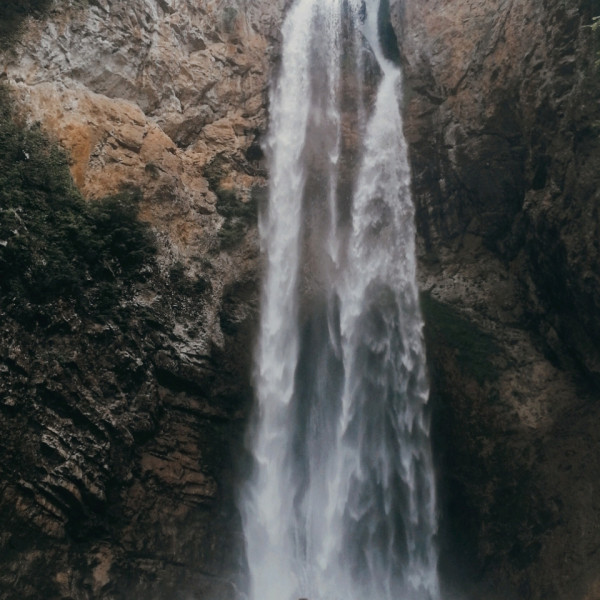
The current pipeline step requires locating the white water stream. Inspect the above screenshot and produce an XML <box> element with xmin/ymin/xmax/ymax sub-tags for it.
<box><xmin>241</xmin><ymin>1</ymin><xmax>440</xmax><ymax>599</ymax></box>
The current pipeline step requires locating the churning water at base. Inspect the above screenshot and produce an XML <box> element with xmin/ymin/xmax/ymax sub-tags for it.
<box><xmin>240</xmin><ymin>1</ymin><xmax>440</xmax><ymax>599</ymax></box>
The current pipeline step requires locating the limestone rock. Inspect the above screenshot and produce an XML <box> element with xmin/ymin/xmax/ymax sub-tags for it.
<box><xmin>4</xmin><ymin>0</ymin><xmax>283</xmax><ymax>258</ymax></box>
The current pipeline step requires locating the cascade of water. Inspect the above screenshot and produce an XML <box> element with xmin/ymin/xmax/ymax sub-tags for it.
<box><xmin>240</xmin><ymin>1</ymin><xmax>440</xmax><ymax>599</ymax></box>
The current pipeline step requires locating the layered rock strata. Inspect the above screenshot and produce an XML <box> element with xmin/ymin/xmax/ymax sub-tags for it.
<box><xmin>0</xmin><ymin>0</ymin><xmax>283</xmax><ymax>598</ymax></box>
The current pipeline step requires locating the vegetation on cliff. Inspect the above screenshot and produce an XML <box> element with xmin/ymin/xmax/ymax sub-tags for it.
<box><xmin>0</xmin><ymin>0</ymin><xmax>52</xmax><ymax>48</ymax></box>
<box><xmin>0</xmin><ymin>0</ymin><xmax>89</xmax><ymax>49</ymax></box>
<box><xmin>0</xmin><ymin>79</ymin><xmax>250</xmax><ymax>600</ymax></box>
<box><xmin>593</xmin><ymin>15</ymin><xmax>600</xmax><ymax>68</ymax></box>
<box><xmin>215</xmin><ymin>188</ymin><xmax>259</xmax><ymax>249</ymax></box>
<box><xmin>204</xmin><ymin>156</ymin><xmax>260</xmax><ymax>249</ymax></box>
<box><xmin>0</xmin><ymin>84</ymin><xmax>156</xmax><ymax>323</ymax></box>
<box><xmin>421</xmin><ymin>292</ymin><xmax>500</xmax><ymax>385</ymax></box>
<box><xmin>0</xmin><ymin>0</ymin><xmax>272</xmax><ymax>596</ymax></box>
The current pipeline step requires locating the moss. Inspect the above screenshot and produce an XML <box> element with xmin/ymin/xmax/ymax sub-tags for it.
<box><xmin>593</xmin><ymin>16</ymin><xmax>600</xmax><ymax>69</ymax></box>
<box><xmin>421</xmin><ymin>291</ymin><xmax>500</xmax><ymax>384</ymax></box>
<box><xmin>194</xmin><ymin>275</ymin><xmax>211</xmax><ymax>294</ymax></box>
<box><xmin>169</xmin><ymin>261</ymin><xmax>186</xmax><ymax>284</ymax></box>
<box><xmin>217</xmin><ymin>218</ymin><xmax>247</xmax><ymax>248</ymax></box>
<box><xmin>202</xmin><ymin>155</ymin><xmax>228</xmax><ymax>192</ymax></box>
<box><xmin>203</xmin><ymin>156</ymin><xmax>261</xmax><ymax>249</ymax></box>
<box><xmin>0</xmin><ymin>0</ymin><xmax>89</xmax><ymax>50</ymax></box>
<box><xmin>221</xmin><ymin>6</ymin><xmax>237</xmax><ymax>33</ymax></box>
<box><xmin>167</xmin><ymin>260</ymin><xmax>211</xmax><ymax>296</ymax></box>
<box><xmin>0</xmin><ymin>0</ymin><xmax>52</xmax><ymax>49</ymax></box>
<box><xmin>0</xmin><ymin>1</ymin><xmax>52</xmax><ymax>39</ymax></box>
<box><xmin>144</xmin><ymin>162</ymin><xmax>160</xmax><ymax>179</ymax></box>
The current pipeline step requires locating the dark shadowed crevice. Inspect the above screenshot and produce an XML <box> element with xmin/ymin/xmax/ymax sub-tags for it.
<box><xmin>378</xmin><ymin>0</ymin><xmax>401</xmax><ymax>65</ymax></box>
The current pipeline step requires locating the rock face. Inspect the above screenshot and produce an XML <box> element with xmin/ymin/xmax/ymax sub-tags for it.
<box><xmin>393</xmin><ymin>0</ymin><xmax>600</xmax><ymax>598</ymax></box>
<box><xmin>1</xmin><ymin>0</ymin><xmax>600</xmax><ymax>599</ymax></box>
<box><xmin>4</xmin><ymin>0</ymin><xmax>282</xmax><ymax>255</ymax></box>
<box><xmin>0</xmin><ymin>273</ymin><xmax>253</xmax><ymax>600</ymax></box>
<box><xmin>0</xmin><ymin>0</ymin><xmax>283</xmax><ymax>598</ymax></box>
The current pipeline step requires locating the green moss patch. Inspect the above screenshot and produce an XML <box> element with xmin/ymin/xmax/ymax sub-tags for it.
<box><xmin>215</xmin><ymin>187</ymin><xmax>259</xmax><ymax>249</ymax></box>
<box><xmin>421</xmin><ymin>291</ymin><xmax>500</xmax><ymax>384</ymax></box>
<box><xmin>0</xmin><ymin>0</ymin><xmax>53</xmax><ymax>49</ymax></box>
<box><xmin>0</xmin><ymin>0</ymin><xmax>89</xmax><ymax>50</ymax></box>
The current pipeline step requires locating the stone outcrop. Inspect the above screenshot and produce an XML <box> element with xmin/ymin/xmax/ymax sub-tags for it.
<box><xmin>0</xmin><ymin>0</ymin><xmax>283</xmax><ymax>598</ymax></box>
<box><xmin>0</xmin><ymin>275</ymin><xmax>253</xmax><ymax>599</ymax></box>
<box><xmin>394</xmin><ymin>0</ymin><xmax>600</xmax><ymax>598</ymax></box>
<box><xmin>3</xmin><ymin>0</ymin><xmax>282</xmax><ymax>257</ymax></box>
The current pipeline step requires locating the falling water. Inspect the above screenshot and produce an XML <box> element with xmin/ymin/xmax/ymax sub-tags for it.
<box><xmin>241</xmin><ymin>1</ymin><xmax>440</xmax><ymax>599</ymax></box>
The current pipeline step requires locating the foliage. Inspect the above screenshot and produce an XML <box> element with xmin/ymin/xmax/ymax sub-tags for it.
<box><xmin>215</xmin><ymin>187</ymin><xmax>258</xmax><ymax>249</ymax></box>
<box><xmin>221</xmin><ymin>6</ymin><xmax>237</xmax><ymax>33</ymax></box>
<box><xmin>0</xmin><ymin>0</ymin><xmax>53</xmax><ymax>49</ymax></box>
<box><xmin>203</xmin><ymin>156</ymin><xmax>262</xmax><ymax>249</ymax></box>
<box><xmin>420</xmin><ymin>292</ymin><xmax>500</xmax><ymax>384</ymax></box>
<box><xmin>0</xmin><ymin>85</ymin><xmax>156</xmax><ymax>321</ymax></box>
<box><xmin>0</xmin><ymin>0</ymin><xmax>88</xmax><ymax>50</ymax></box>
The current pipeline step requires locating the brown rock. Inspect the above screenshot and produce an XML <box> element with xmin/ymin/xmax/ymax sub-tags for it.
<box><xmin>395</xmin><ymin>0</ymin><xmax>600</xmax><ymax>597</ymax></box>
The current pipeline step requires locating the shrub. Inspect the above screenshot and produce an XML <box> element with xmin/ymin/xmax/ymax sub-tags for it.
<box><xmin>0</xmin><ymin>0</ymin><xmax>53</xmax><ymax>49</ymax></box>
<box><xmin>215</xmin><ymin>188</ymin><xmax>258</xmax><ymax>249</ymax></box>
<box><xmin>0</xmin><ymin>85</ymin><xmax>156</xmax><ymax>320</ymax></box>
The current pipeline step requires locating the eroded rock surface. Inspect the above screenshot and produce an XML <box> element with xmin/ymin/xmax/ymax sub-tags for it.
<box><xmin>394</xmin><ymin>0</ymin><xmax>600</xmax><ymax>598</ymax></box>
<box><xmin>3</xmin><ymin>0</ymin><xmax>282</xmax><ymax>255</ymax></box>
<box><xmin>0</xmin><ymin>0</ymin><xmax>283</xmax><ymax>598</ymax></box>
<box><xmin>2</xmin><ymin>0</ymin><xmax>600</xmax><ymax>598</ymax></box>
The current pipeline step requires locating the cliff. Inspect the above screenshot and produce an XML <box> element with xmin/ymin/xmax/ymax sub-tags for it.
<box><xmin>0</xmin><ymin>0</ymin><xmax>599</xmax><ymax>599</ymax></box>
<box><xmin>394</xmin><ymin>0</ymin><xmax>600</xmax><ymax>598</ymax></box>
<box><xmin>0</xmin><ymin>1</ymin><xmax>282</xmax><ymax>598</ymax></box>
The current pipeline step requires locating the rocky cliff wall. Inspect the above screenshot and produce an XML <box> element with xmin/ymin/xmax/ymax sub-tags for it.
<box><xmin>0</xmin><ymin>1</ymin><xmax>283</xmax><ymax>598</ymax></box>
<box><xmin>394</xmin><ymin>0</ymin><xmax>600</xmax><ymax>598</ymax></box>
<box><xmin>2</xmin><ymin>0</ymin><xmax>600</xmax><ymax>599</ymax></box>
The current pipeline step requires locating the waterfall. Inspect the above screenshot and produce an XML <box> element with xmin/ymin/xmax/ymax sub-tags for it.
<box><xmin>240</xmin><ymin>1</ymin><xmax>440</xmax><ymax>599</ymax></box>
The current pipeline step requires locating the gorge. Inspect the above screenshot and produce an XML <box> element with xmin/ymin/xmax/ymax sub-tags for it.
<box><xmin>0</xmin><ymin>0</ymin><xmax>599</xmax><ymax>599</ymax></box>
<box><xmin>242</xmin><ymin>1</ymin><xmax>438</xmax><ymax>599</ymax></box>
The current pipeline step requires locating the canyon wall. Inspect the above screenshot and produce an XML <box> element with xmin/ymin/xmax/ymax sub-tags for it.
<box><xmin>0</xmin><ymin>1</ymin><xmax>282</xmax><ymax>598</ymax></box>
<box><xmin>1</xmin><ymin>0</ymin><xmax>599</xmax><ymax>599</ymax></box>
<box><xmin>394</xmin><ymin>0</ymin><xmax>600</xmax><ymax>598</ymax></box>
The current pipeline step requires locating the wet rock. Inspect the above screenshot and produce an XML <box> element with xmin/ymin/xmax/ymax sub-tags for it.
<box><xmin>395</xmin><ymin>0</ymin><xmax>600</xmax><ymax>597</ymax></box>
